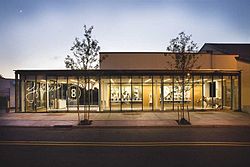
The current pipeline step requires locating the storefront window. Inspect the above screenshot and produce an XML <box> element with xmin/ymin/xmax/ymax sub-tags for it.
<box><xmin>100</xmin><ymin>77</ymin><xmax>110</xmax><ymax>111</ymax></box>
<box><xmin>203</xmin><ymin>76</ymin><xmax>213</xmax><ymax>109</ymax></box>
<box><xmin>173</xmin><ymin>76</ymin><xmax>183</xmax><ymax>110</ymax></box>
<box><xmin>57</xmin><ymin>77</ymin><xmax>67</xmax><ymax>111</ymax></box>
<box><xmin>194</xmin><ymin>76</ymin><xmax>202</xmax><ymax>110</ymax></box>
<box><xmin>223</xmin><ymin>76</ymin><xmax>232</xmax><ymax>109</ymax></box>
<box><xmin>88</xmin><ymin>77</ymin><xmax>99</xmax><ymax>111</ymax></box>
<box><xmin>185</xmin><ymin>74</ymin><xmax>192</xmax><ymax>111</ymax></box>
<box><xmin>213</xmin><ymin>76</ymin><xmax>222</xmax><ymax>109</ymax></box>
<box><xmin>163</xmin><ymin>76</ymin><xmax>173</xmax><ymax>111</ymax></box>
<box><xmin>121</xmin><ymin>76</ymin><xmax>131</xmax><ymax>111</ymax></box>
<box><xmin>153</xmin><ymin>76</ymin><xmax>161</xmax><ymax>111</ymax></box>
<box><xmin>131</xmin><ymin>76</ymin><xmax>142</xmax><ymax>111</ymax></box>
<box><xmin>36</xmin><ymin>75</ymin><xmax>46</xmax><ymax>112</ymax></box>
<box><xmin>25</xmin><ymin>75</ymin><xmax>35</xmax><ymax>112</ymax></box>
<box><xmin>16</xmin><ymin>71</ymin><xmax>240</xmax><ymax>112</ymax></box>
<box><xmin>68</xmin><ymin>76</ymin><xmax>78</xmax><ymax>111</ymax></box>
<box><xmin>232</xmin><ymin>76</ymin><xmax>239</xmax><ymax>110</ymax></box>
<box><xmin>110</xmin><ymin>77</ymin><xmax>121</xmax><ymax>111</ymax></box>
<box><xmin>143</xmin><ymin>76</ymin><xmax>153</xmax><ymax>111</ymax></box>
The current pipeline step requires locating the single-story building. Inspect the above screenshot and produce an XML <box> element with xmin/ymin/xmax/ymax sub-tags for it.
<box><xmin>14</xmin><ymin>43</ymin><xmax>250</xmax><ymax>113</ymax></box>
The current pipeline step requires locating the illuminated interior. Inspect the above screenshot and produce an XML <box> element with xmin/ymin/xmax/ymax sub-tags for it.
<box><xmin>16</xmin><ymin>70</ymin><xmax>240</xmax><ymax>112</ymax></box>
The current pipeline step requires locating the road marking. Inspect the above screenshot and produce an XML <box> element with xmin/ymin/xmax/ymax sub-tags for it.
<box><xmin>0</xmin><ymin>141</ymin><xmax>250</xmax><ymax>147</ymax></box>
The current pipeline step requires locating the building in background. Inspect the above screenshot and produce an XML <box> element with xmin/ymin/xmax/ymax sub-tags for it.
<box><xmin>199</xmin><ymin>43</ymin><xmax>250</xmax><ymax>112</ymax></box>
<box><xmin>0</xmin><ymin>76</ymin><xmax>15</xmax><ymax>112</ymax></box>
<box><xmin>14</xmin><ymin>43</ymin><xmax>249</xmax><ymax>113</ymax></box>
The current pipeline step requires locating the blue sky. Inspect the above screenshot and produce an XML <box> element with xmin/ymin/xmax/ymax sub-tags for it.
<box><xmin>0</xmin><ymin>0</ymin><xmax>249</xmax><ymax>78</ymax></box>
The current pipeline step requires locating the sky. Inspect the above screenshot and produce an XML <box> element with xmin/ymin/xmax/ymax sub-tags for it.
<box><xmin>0</xmin><ymin>0</ymin><xmax>249</xmax><ymax>78</ymax></box>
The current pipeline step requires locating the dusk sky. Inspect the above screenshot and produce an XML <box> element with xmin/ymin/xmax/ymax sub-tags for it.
<box><xmin>0</xmin><ymin>0</ymin><xmax>249</xmax><ymax>78</ymax></box>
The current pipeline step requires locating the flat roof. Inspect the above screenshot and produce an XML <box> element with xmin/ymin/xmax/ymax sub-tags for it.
<box><xmin>99</xmin><ymin>51</ymin><xmax>202</xmax><ymax>55</ymax></box>
<box><xmin>15</xmin><ymin>69</ymin><xmax>240</xmax><ymax>76</ymax></box>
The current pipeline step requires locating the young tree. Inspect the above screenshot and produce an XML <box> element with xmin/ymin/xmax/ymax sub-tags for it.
<box><xmin>65</xmin><ymin>25</ymin><xmax>104</xmax><ymax>125</ymax></box>
<box><xmin>165</xmin><ymin>32</ymin><xmax>199</xmax><ymax>124</ymax></box>
<box><xmin>166</xmin><ymin>32</ymin><xmax>199</xmax><ymax>70</ymax></box>
<box><xmin>65</xmin><ymin>25</ymin><xmax>101</xmax><ymax>70</ymax></box>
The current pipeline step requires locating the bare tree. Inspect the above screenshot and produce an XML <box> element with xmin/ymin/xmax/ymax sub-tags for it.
<box><xmin>165</xmin><ymin>32</ymin><xmax>199</xmax><ymax>124</ymax></box>
<box><xmin>65</xmin><ymin>25</ymin><xmax>105</xmax><ymax>125</ymax></box>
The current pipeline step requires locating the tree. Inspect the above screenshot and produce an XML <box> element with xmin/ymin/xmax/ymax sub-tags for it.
<box><xmin>65</xmin><ymin>25</ymin><xmax>101</xmax><ymax>70</ymax></box>
<box><xmin>165</xmin><ymin>32</ymin><xmax>199</xmax><ymax>124</ymax></box>
<box><xmin>166</xmin><ymin>32</ymin><xmax>199</xmax><ymax>70</ymax></box>
<box><xmin>65</xmin><ymin>25</ymin><xmax>103</xmax><ymax>125</ymax></box>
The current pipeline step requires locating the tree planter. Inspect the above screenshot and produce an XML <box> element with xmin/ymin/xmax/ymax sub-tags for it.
<box><xmin>178</xmin><ymin>118</ymin><xmax>191</xmax><ymax>125</ymax></box>
<box><xmin>79</xmin><ymin>119</ymin><xmax>92</xmax><ymax>125</ymax></box>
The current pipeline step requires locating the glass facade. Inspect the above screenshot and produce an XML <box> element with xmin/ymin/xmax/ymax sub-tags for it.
<box><xmin>15</xmin><ymin>70</ymin><xmax>241</xmax><ymax>112</ymax></box>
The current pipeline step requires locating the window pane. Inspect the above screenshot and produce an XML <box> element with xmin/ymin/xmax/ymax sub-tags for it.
<box><xmin>163</xmin><ymin>76</ymin><xmax>173</xmax><ymax>111</ymax></box>
<box><xmin>143</xmin><ymin>76</ymin><xmax>152</xmax><ymax>111</ymax></box>
<box><xmin>121</xmin><ymin>76</ymin><xmax>131</xmax><ymax>111</ymax></box>
<box><xmin>25</xmin><ymin>75</ymin><xmax>35</xmax><ymax>112</ymax></box>
<box><xmin>232</xmin><ymin>76</ymin><xmax>239</xmax><ymax>110</ymax></box>
<box><xmin>153</xmin><ymin>76</ymin><xmax>161</xmax><ymax>111</ymax></box>
<box><xmin>57</xmin><ymin>76</ymin><xmax>67</xmax><ymax>111</ymax></box>
<box><xmin>131</xmin><ymin>76</ymin><xmax>142</xmax><ymax>111</ymax></box>
<box><xmin>110</xmin><ymin>77</ymin><xmax>121</xmax><ymax>111</ymax></box>
<box><xmin>194</xmin><ymin>76</ymin><xmax>202</xmax><ymax>110</ymax></box>
<box><xmin>223</xmin><ymin>76</ymin><xmax>232</xmax><ymax>109</ymax></box>
<box><xmin>36</xmin><ymin>75</ymin><xmax>46</xmax><ymax>112</ymax></box>
<box><xmin>100</xmin><ymin>77</ymin><xmax>110</xmax><ymax>111</ymax></box>
<box><xmin>68</xmin><ymin>76</ymin><xmax>78</xmax><ymax>112</ymax></box>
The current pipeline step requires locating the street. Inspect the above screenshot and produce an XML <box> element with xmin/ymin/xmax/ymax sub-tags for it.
<box><xmin>1</xmin><ymin>127</ymin><xmax>250</xmax><ymax>167</ymax></box>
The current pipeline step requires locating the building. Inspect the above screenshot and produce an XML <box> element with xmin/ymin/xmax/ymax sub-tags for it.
<box><xmin>0</xmin><ymin>76</ymin><xmax>15</xmax><ymax>112</ymax></box>
<box><xmin>14</xmin><ymin>43</ymin><xmax>250</xmax><ymax>113</ymax></box>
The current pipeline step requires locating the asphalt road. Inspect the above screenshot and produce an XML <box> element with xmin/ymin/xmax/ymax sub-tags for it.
<box><xmin>1</xmin><ymin>127</ymin><xmax>250</xmax><ymax>167</ymax></box>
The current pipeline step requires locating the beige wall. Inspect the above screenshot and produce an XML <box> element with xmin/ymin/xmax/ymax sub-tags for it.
<box><xmin>212</xmin><ymin>54</ymin><xmax>238</xmax><ymax>69</ymax></box>
<box><xmin>101</xmin><ymin>53</ymin><xmax>167</xmax><ymax>70</ymax></box>
<box><xmin>237</xmin><ymin>61</ymin><xmax>250</xmax><ymax>112</ymax></box>
<box><xmin>100</xmin><ymin>53</ymin><xmax>238</xmax><ymax>70</ymax></box>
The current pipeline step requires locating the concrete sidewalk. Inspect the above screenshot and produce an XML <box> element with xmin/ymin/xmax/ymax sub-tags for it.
<box><xmin>1</xmin><ymin>111</ymin><xmax>250</xmax><ymax>127</ymax></box>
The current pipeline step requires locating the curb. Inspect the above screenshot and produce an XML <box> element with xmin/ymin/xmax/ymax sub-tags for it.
<box><xmin>1</xmin><ymin>124</ymin><xmax>250</xmax><ymax>129</ymax></box>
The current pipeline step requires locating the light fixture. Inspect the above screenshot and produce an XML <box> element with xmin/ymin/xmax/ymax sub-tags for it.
<box><xmin>164</xmin><ymin>79</ymin><xmax>171</xmax><ymax>82</ymax></box>
<box><xmin>144</xmin><ymin>79</ymin><xmax>151</xmax><ymax>83</ymax></box>
<box><xmin>110</xmin><ymin>79</ymin><xmax>114</xmax><ymax>83</ymax></box>
<box><xmin>128</xmin><ymin>79</ymin><xmax>131</xmax><ymax>83</ymax></box>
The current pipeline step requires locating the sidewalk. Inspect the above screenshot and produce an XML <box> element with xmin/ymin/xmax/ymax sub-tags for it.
<box><xmin>1</xmin><ymin>111</ymin><xmax>250</xmax><ymax>127</ymax></box>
